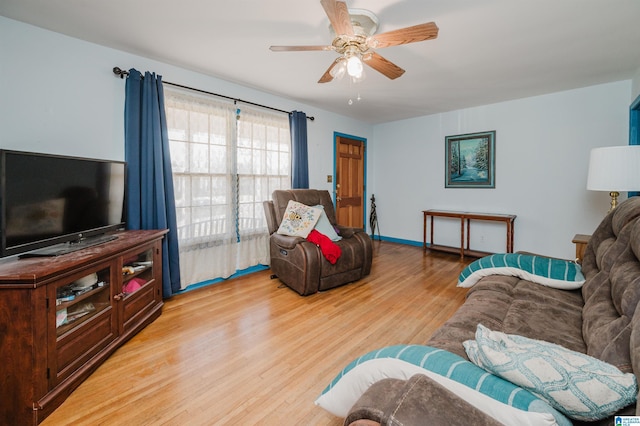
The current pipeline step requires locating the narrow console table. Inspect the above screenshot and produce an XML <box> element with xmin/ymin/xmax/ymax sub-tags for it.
<box><xmin>423</xmin><ymin>210</ymin><xmax>516</xmax><ymax>258</ymax></box>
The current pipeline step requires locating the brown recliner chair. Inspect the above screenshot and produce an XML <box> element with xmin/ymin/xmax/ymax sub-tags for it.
<box><xmin>263</xmin><ymin>189</ymin><xmax>373</xmax><ymax>296</ymax></box>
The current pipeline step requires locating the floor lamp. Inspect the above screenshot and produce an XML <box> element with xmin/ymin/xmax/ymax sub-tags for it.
<box><xmin>587</xmin><ymin>146</ymin><xmax>640</xmax><ymax>212</ymax></box>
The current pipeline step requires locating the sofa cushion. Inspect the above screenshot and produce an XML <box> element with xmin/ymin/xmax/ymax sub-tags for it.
<box><xmin>503</xmin><ymin>281</ymin><xmax>586</xmax><ymax>353</ymax></box>
<box><xmin>428</xmin><ymin>275</ymin><xmax>586</xmax><ymax>358</ymax></box>
<box><xmin>458</xmin><ymin>253</ymin><xmax>585</xmax><ymax>289</ymax></box>
<box><xmin>464</xmin><ymin>324</ymin><xmax>638</xmax><ymax>421</ymax></box>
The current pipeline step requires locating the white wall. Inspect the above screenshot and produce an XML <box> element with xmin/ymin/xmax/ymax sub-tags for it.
<box><xmin>369</xmin><ymin>81</ymin><xmax>632</xmax><ymax>258</ymax></box>
<box><xmin>1</xmin><ymin>17</ymin><xmax>635</xmax><ymax>260</ymax></box>
<box><xmin>0</xmin><ymin>16</ymin><xmax>372</xmax><ymax>193</ymax></box>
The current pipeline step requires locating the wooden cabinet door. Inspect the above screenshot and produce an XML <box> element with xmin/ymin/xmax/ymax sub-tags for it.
<box><xmin>335</xmin><ymin>135</ymin><xmax>365</xmax><ymax>228</ymax></box>
<box><xmin>49</xmin><ymin>262</ymin><xmax>117</xmax><ymax>388</ymax></box>
<box><xmin>120</xmin><ymin>241</ymin><xmax>162</xmax><ymax>334</ymax></box>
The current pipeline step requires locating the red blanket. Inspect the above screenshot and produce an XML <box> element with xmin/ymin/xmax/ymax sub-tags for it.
<box><xmin>307</xmin><ymin>229</ymin><xmax>342</xmax><ymax>264</ymax></box>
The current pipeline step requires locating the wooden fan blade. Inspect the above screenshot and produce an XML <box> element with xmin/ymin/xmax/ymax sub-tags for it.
<box><xmin>320</xmin><ymin>0</ymin><xmax>354</xmax><ymax>36</ymax></box>
<box><xmin>363</xmin><ymin>52</ymin><xmax>405</xmax><ymax>79</ymax></box>
<box><xmin>270</xmin><ymin>45</ymin><xmax>333</xmax><ymax>52</ymax></box>
<box><xmin>368</xmin><ymin>22</ymin><xmax>439</xmax><ymax>49</ymax></box>
<box><xmin>318</xmin><ymin>62</ymin><xmax>337</xmax><ymax>83</ymax></box>
<box><xmin>319</xmin><ymin>58</ymin><xmax>347</xmax><ymax>83</ymax></box>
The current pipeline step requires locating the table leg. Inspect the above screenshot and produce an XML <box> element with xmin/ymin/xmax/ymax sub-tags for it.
<box><xmin>423</xmin><ymin>212</ymin><xmax>427</xmax><ymax>251</ymax></box>
<box><xmin>507</xmin><ymin>220</ymin><xmax>514</xmax><ymax>253</ymax></box>
<box><xmin>459</xmin><ymin>218</ymin><xmax>465</xmax><ymax>259</ymax></box>
<box><xmin>430</xmin><ymin>215</ymin><xmax>434</xmax><ymax>247</ymax></box>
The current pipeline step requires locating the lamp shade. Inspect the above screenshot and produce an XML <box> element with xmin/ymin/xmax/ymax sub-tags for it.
<box><xmin>587</xmin><ymin>146</ymin><xmax>640</xmax><ymax>191</ymax></box>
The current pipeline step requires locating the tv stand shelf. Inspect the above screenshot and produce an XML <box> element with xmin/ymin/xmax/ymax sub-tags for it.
<box><xmin>0</xmin><ymin>229</ymin><xmax>167</xmax><ymax>425</ymax></box>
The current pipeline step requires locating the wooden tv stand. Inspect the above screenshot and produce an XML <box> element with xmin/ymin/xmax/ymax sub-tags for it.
<box><xmin>0</xmin><ymin>229</ymin><xmax>167</xmax><ymax>425</ymax></box>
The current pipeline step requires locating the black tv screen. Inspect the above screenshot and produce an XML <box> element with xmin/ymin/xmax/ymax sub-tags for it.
<box><xmin>0</xmin><ymin>150</ymin><xmax>126</xmax><ymax>258</ymax></box>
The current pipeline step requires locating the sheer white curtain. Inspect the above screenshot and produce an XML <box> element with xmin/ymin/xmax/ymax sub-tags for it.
<box><xmin>164</xmin><ymin>89</ymin><xmax>290</xmax><ymax>288</ymax></box>
<box><xmin>236</xmin><ymin>107</ymin><xmax>291</xmax><ymax>270</ymax></box>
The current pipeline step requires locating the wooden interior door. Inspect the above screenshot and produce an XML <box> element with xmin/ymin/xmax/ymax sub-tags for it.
<box><xmin>335</xmin><ymin>135</ymin><xmax>365</xmax><ymax>228</ymax></box>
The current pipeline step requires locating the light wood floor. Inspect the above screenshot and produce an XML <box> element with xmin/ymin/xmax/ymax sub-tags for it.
<box><xmin>42</xmin><ymin>241</ymin><xmax>472</xmax><ymax>426</ymax></box>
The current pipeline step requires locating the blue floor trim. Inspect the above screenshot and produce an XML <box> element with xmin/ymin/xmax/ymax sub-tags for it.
<box><xmin>177</xmin><ymin>264</ymin><xmax>269</xmax><ymax>294</ymax></box>
<box><xmin>372</xmin><ymin>235</ymin><xmax>423</xmax><ymax>247</ymax></box>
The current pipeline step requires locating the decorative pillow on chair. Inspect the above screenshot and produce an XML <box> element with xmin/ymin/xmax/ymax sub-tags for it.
<box><xmin>276</xmin><ymin>200</ymin><xmax>322</xmax><ymax>238</ymax></box>
<box><xmin>458</xmin><ymin>253</ymin><xmax>585</xmax><ymax>289</ymax></box>
<box><xmin>464</xmin><ymin>324</ymin><xmax>638</xmax><ymax>421</ymax></box>
<box><xmin>313</xmin><ymin>205</ymin><xmax>342</xmax><ymax>241</ymax></box>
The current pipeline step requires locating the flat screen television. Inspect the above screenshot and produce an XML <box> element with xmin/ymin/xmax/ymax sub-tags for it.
<box><xmin>0</xmin><ymin>150</ymin><xmax>126</xmax><ymax>258</ymax></box>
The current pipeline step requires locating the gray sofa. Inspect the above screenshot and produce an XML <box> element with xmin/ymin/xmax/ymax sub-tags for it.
<box><xmin>346</xmin><ymin>196</ymin><xmax>640</xmax><ymax>425</ymax></box>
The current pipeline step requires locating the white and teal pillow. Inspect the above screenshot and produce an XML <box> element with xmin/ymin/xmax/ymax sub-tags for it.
<box><xmin>315</xmin><ymin>344</ymin><xmax>571</xmax><ymax>425</ymax></box>
<box><xmin>315</xmin><ymin>357</ymin><xmax>558</xmax><ymax>425</ymax></box>
<box><xmin>276</xmin><ymin>200</ymin><xmax>322</xmax><ymax>238</ymax></box>
<box><xmin>464</xmin><ymin>324</ymin><xmax>637</xmax><ymax>421</ymax></box>
<box><xmin>458</xmin><ymin>253</ymin><xmax>585</xmax><ymax>289</ymax></box>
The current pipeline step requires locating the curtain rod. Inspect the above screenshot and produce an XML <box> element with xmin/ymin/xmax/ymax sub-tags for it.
<box><xmin>113</xmin><ymin>67</ymin><xmax>314</xmax><ymax>121</ymax></box>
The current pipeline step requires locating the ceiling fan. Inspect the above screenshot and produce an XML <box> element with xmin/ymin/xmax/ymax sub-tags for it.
<box><xmin>269</xmin><ymin>0</ymin><xmax>439</xmax><ymax>83</ymax></box>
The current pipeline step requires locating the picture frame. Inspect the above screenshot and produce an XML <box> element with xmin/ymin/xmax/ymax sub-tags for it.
<box><xmin>445</xmin><ymin>130</ymin><xmax>496</xmax><ymax>188</ymax></box>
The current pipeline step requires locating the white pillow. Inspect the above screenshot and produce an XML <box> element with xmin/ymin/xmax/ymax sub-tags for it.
<box><xmin>313</xmin><ymin>205</ymin><xmax>341</xmax><ymax>241</ymax></box>
<box><xmin>464</xmin><ymin>324</ymin><xmax>638</xmax><ymax>421</ymax></box>
<box><xmin>276</xmin><ymin>200</ymin><xmax>322</xmax><ymax>238</ymax></box>
<box><xmin>315</xmin><ymin>358</ymin><xmax>558</xmax><ymax>426</ymax></box>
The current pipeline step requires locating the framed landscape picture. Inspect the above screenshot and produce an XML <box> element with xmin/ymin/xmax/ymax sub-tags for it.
<box><xmin>445</xmin><ymin>130</ymin><xmax>496</xmax><ymax>188</ymax></box>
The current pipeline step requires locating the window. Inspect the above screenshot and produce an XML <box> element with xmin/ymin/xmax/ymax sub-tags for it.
<box><xmin>236</xmin><ymin>108</ymin><xmax>292</xmax><ymax>237</ymax></box>
<box><xmin>164</xmin><ymin>89</ymin><xmax>290</xmax><ymax>287</ymax></box>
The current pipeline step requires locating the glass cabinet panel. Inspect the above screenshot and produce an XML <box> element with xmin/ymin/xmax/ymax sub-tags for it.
<box><xmin>55</xmin><ymin>268</ymin><xmax>111</xmax><ymax>337</ymax></box>
<box><xmin>122</xmin><ymin>249</ymin><xmax>154</xmax><ymax>296</ymax></box>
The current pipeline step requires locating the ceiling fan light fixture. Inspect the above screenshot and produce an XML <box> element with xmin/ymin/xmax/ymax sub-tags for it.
<box><xmin>270</xmin><ymin>1</ymin><xmax>439</xmax><ymax>84</ymax></box>
<box><xmin>346</xmin><ymin>55</ymin><xmax>363</xmax><ymax>78</ymax></box>
<box><xmin>350</xmin><ymin>70</ymin><xmax>366</xmax><ymax>83</ymax></box>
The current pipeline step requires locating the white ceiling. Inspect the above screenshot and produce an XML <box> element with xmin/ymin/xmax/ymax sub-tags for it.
<box><xmin>2</xmin><ymin>0</ymin><xmax>640</xmax><ymax>124</ymax></box>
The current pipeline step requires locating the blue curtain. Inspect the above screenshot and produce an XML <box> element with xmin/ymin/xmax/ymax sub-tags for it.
<box><xmin>630</xmin><ymin>95</ymin><xmax>640</xmax><ymax>197</ymax></box>
<box><xmin>124</xmin><ymin>69</ymin><xmax>181</xmax><ymax>297</ymax></box>
<box><xmin>290</xmin><ymin>110</ymin><xmax>309</xmax><ymax>188</ymax></box>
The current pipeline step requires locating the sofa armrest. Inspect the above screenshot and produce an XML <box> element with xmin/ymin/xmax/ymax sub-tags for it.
<box><xmin>345</xmin><ymin>374</ymin><xmax>502</xmax><ymax>426</ymax></box>
<box><xmin>270</xmin><ymin>233</ymin><xmax>306</xmax><ymax>249</ymax></box>
<box><xmin>335</xmin><ymin>225</ymin><xmax>359</xmax><ymax>238</ymax></box>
